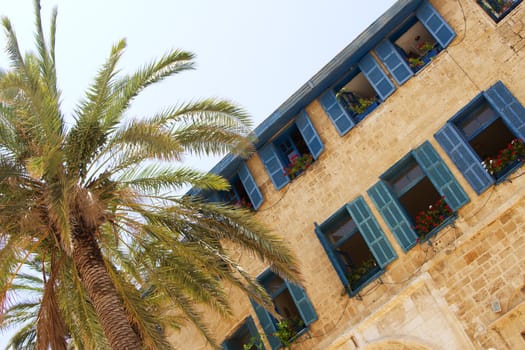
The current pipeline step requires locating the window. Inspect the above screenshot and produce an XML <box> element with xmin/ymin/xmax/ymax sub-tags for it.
<box><xmin>368</xmin><ymin>141</ymin><xmax>469</xmax><ymax>251</ymax></box>
<box><xmin>315</xmin><ymin>196</ymin><xmax>397</xmax><ymax>296</ymax></box>
<box><xmin>435</xmin><ymin>81</ymin><xmax>525</xmax><ymax>194</ymax></box>
<box><xmin>222</xmin><ymin>316</ymin><xmax>265</xmax><ymax>350</ymax></box>
<box><xmin>477</xmin><ymin>0</ymin><xmax>522</xmax><ymax>22</ymax></box>
<box><xmin>319</xmin><ymin>54</ymin><xmax>395</xmax><ymax>136</ymax></box>
<box><xmin>250</xmin><ymin>271</ymin><xmax>317</xmax><ymax>350</ymax></box>
<box><xmin>258</xmin><ymin>110</ymin><xmax>324</xmax><ymax>190</ymax></box>
<box><xmin>374</xmin><ymin>0</ymin><xmax>455</xmax><ymax>84</ymax></box>
<box><xmin>207</xmin><ymin>162</ymin><xmax>264</xmax><ymax>210</ymax></box>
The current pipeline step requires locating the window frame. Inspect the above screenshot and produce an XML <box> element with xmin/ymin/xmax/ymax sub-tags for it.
<box><xmin>221</xmin><ymin>316</ymin><xmax>265</xmax><ymax>350</ymax></box>
<box><xmin>315</xmin><ymin>196</ymin><xmax>397</xmax><ymax>297</ymax></box>
<box><xmin>435</xmin><ymin>81</ymin><xmax>525</xmax><ymax>194</ymax></box>
<box><xmin>476</xmin><ymin>0</ymin><xmax>522</xmax><ymax>22</ymax></box>
<box><xmin>368</xmin><ymin>142</ymin><xmax>469</xmax><ymax>252</ymax></box>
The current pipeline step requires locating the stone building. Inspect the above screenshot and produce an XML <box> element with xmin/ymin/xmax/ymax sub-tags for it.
<box><xmin>175</xmin><ymin>0</ymin><xmax>525</xmax><ymax>349</ymax></box>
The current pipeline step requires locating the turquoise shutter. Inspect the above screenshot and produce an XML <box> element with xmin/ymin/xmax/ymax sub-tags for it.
<box><xmin>358</xmin><ymin>53</ymin><xmax>396</xmax><ymax>101</ymax></box>
<box><xmin>367</xmin><ymin>181</ymin><xmax>417</xmax><ymax>252</ymax></box>
<box><xmin>250</xmin><ymin>299</ymin><xmax>280</xmax><ymax>350</ymax></box>
<box><xmin>314</xmin><ymin>225</ymin><xmax>350</xmax><ymax>288</ymax></box>
<box><xmin>346</xmin><ymin>196</ymin><xmax>397</xmax><ymax>268</ymax></box>
<box><xmin>238</xmin><ymin>162</ymin><xmax>264</xmax><ymax>210</ymax></box>
<box><xmin>435</xmin><ymin>123</ymin><xmax>494</xmax><ymax>194</ymax></box>
<box><xmin>484</xmin><ymin>81</ymin><xmax>525</xmax><ymax>139</ymax></box>
<box><xmin>296</xmin><ymin>110</ymin><xmax>324</xmax><ymax>159</ymax></box>
<box><xmin>246</xmin><ymin>316</ymin><xmax>265</xmax><ymax>350</ymax></box>
<box><xmin>285</xmin><ymin>282</ymin><xmax>317</xmax><ymax>326</ymax></box>
<box><xmin>259</xmin><ymin>143</ymin><xmax>290</xmax><ymax>190</ymax></box>
<box><xmin>413</xmin><ymin>141</ymin><xmax>469</xmax><ymax>211</ymax></box>
<box><xmin>416</xmin><ymin>0</ymin><xmax>456</xmax><ymax>48</ymax></box>
<box><xmin>319</xmin><ymin>90</ymin><xmax>355</xmax><ymax>136</ymax></box>
<box><xmin>375</xmin><ymin>40</ymin><xmax>413</xmax><ymax>85</ymax></box>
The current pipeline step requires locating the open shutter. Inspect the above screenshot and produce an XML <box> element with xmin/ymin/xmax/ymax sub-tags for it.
<box><xmin>238</xmin><ymin>162</ymin><xmax>264</xmax><ymax>210</ymax></box>
<box><xmin>413</xmin><ymin>141</ymin><xmax>469</xmax><ymax>211</ymax></box>
<box><xmin>259</xmin><ymin>143</ymin><xmax>290</xmax><ymax>190</ymax></box>
<box><xmin>416</xmin><ymin>0</ymin><xmax>456</xmax><ymax>48</ymax></box>
<box><xmin>319</xmin><ymin>90</ymin><xmax>355</xmax><ymax>136</ymax></box>
<box><xmin>346</xmin><ymin>196</ymin><xmax>397</xmax><ymax>268</ymax></box>
<box><xmin>358</xmin><ymin>53</ymin><xmax>396</xmax><ymax>100</ymax></box>
<box><xmin>375</xmin><ymin>40</ymin><xmax>413</xmax><ymax>85</ymax></box>
<box><xmin>250</xmin><ymin>299</ymin><xmax>280</xmax><ymax>350</ymax></box>
<box><xmin>435</xmin><ymin>123</ymin><xmax>494</xmax><ymax>194</ymax></box>
<box><xmin>484</xmin><ymin>81</ymin><xmax>525</xmax><ymax>139</ymax></box>
<box><xmin>285</xmin><ymin>282</ymin><xmax>317</xmax><ymax>326</ymax></box>
<box><xmin>296</xmin><ymin>110</ymin><xmax>324</xmax><ymax>159</ymax></box>
<box><xmin>367</xmin><ymin>181</ymin><xmax>417</xmax><ymax>252</ymax></box>
<box><xmin>314</xmin><ymin>225</ymin><xmax>350</xmax><ymax>288</ymax></box>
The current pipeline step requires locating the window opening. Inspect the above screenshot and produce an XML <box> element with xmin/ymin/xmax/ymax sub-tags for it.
<box><xmin>458</xmin><ymin>102</ymin><xmax>524</xmax><ymax>180</ymax></box>
<box><xmin>275</xmin><ymin>125</ymin><xmax>313</xmax><ymax>180</ymax></box>
<box><xmin>222</xmin><ymin>175</ymin><xmax>253</xmax><ymax>210</ymax></box>
<box><xmin>322</xmin><ymin>210</ymin><xmax>379</xmax><ymax>291</ymax></box>
<box><xmin>336</xmin><ymin>70</ymin><xmax>379</xmax><ymax>123</ymax></box>
<box><xmin>392</xmin><ymin>18</ymin><xmax>440</xmax><ymax>73</ymax></box>
<box><xmin>477</xmin><ymin>0</ymin><xmax>522</xmax><ymax>22</ymax></box>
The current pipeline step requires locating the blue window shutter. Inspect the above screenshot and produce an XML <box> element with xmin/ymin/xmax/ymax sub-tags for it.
<box><xmin>358</xmin><ymin>53</ymin><xmax>396</xmax><ymax>100</ymax></box>
<box><xmin>412</xmin><ymin>141</ymin><xmax>469</xmax><ymax>211</ymax></box>
<box><xmin>346</xmin><ymin>196</ymin><xmax>397</xmax><ymax>268</ymax></box>
<box><xmin>221</xmin><ymin>341</ymin><xmax>230</xmax><ymax>350</ymax></box>
<box><xmin>374</xmin><ymin>40</ymin><xmax>413</xmax><ymax>85</ymax></box>
<box><xmin>484</xmin><ymin>81</ymin><xmax>525</xmax><ymax>139</ymax></box>
<box><xmin>296</xmin><ymin>110</ymin><xmax>324</xmax><ymax>159</ymax></box>
<box><xmin>238</xmin><ymin>161</ymin><xmax>264</xmax><ymax>210</ymax></box>
<box><xmin>250</xmin><ymin>299</ymin><xmax>280</xmax><ymax>350</ymax></box>
<box><xmin>435</xmin><ymin>123</ymin><xmax>494</xmax><ymax>194</ymax></box>
<box><xmin>367</xmin><ymin>181</ymin><xmax>417</xmax><ymax>252</ymax></box>
<box><xmin>314</xmin><ymin>225</ymin><xmax>350</xmax><ymax>288</ymax></box>
<box><xmin>284</xmin><ymin>282</ymin><xmax>317</xmax><ymax>326</ymax></box>
<box><xmin>258</xmin><ymin>143</ymin><xmax>290</xmax><ymax>190</ymax></box>
<box><xmin>416</xmin><ymin>0</ymin><xmax>456</xmax><ymax>48</ymax></box>
<box><xmin>319</xmin><ymin>90</ymin><xmax>355</xmax><ymax>136</ymax></box>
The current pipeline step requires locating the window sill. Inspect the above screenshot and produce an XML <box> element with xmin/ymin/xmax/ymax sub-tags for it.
<box><xmin>348</xmin><ymin>268</ymin><xmax>384</xmax><ymax>297</ymax></box>
<box><xmin>353</xmin><ymin>101</ymin><xmax>380</xmax><ymax>123</ymax></box>
<box><xmin>418</xmin><ymin>213</ymin><xmax>458</xmax><ymax>244</ymax></box>
<box><xmin>493</xmin><ymin>160</ymin><xmax>524</xmax><ymax>184</ymax></box>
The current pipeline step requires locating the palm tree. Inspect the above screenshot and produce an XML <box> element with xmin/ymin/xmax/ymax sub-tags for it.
<box><xmin>0</xmin><ymin>1</ymin><xmax>299</xmax><ymax>349</ymax></box>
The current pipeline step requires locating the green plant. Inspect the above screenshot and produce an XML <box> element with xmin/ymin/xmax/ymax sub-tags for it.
<box><xmin>284</xmin><ymin>154</ymin><xmax>314</xmax><ymax>179</ymax></box>
<box><xmin>408</xmin><ymin>57</ymin><xmax>424</xmax><ymax>69</ymax></box>
<box><xmin>413</xmin><ymin>197</ymin><xmax>453</xmax><ymax>238</ymax></box>
<box><xmin>347</xmin><ymin>258</ymin><xmax>377</xmax><ymax>287</ymax></box>
<box><xmin>482</xmin><ymin>138</ymin><xmax>525</xmax><ymax>175</ymax></box>
<box><xmin>243</xmin><ymin>335</ymin><xmax>264</xmax><ymax>350</ymax></box>
<box><xmin>350</xmin><ymin>97</ymin><xmax>376</xmax><ymax>115</ymax></box>
<box><xmin>272</xmin><ymin>318</ymin><xmax>304</xmax><ymax>349</ymax></box>
<box><xmin>417</xmin><ymin>41</ymin><xmax>435</xmax><ymax>52</ymax></box>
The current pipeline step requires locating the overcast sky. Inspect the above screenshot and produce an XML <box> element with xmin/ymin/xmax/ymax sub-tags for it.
<box><xmin>0</xmin><ymin>0</ymin><xmax>395</xmax><ymax>346</ymax></box>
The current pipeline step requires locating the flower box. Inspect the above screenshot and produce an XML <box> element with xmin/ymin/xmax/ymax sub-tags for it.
<box><xmin>482</xmin><ymin>138</ymin><xmax>525</xmax><ymax>181</ymax></box>
<box><xmin>354</xmin><ymin>100</ymin><xmax>379</xmax><ymax>123</ymax></box>
<box><xmin>284</xmin><ymin>154</ymin><xmax>313</xmax><ymax>180</ymax></box>
<box><xmin>413</xmin><ymin>197</ymin><xmax>454</xmax><ymax>240</ymax></box>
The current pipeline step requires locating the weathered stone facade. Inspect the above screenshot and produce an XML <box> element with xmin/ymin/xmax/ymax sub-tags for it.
<box><xmin>171</xmin><ymin>1</ymin><xmax>525</xmax><ymax>349</ymax></box>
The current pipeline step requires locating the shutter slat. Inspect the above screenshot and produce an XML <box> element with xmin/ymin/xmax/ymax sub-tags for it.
<box><xmin>346</xmin><ymin>196</ymin><xmax>397</xmax><ymax>268</ymax></box>
<box><xmin>367</xmin><ymin>181</ymin><xmax>417</xmax><ymax>252</ymax></box>
<box><xmin>435</xmin><ymin>123</ymin><xmax>494</xmax><ymax>194</ymax></box>
<box><xmin>285</xmin><ymin>282</ymin><xmax>318</xmax><ymax>326</ymax></box>
<box><xmin>484</xmin><ymin>81</ymin><xmax>525</xmax><ymax>139</ymax></box>
<box><xmin>250</xmin><ymin>299</ymin><xmax>280</xmax><ymax>350</ymax></box>
<box><xmin>238</xmin><ymin>162</ymin><xmax>264</xmax><ymax>210</ymax></box>
<box><xmin>416</xmin><ymin>0</ymin><xmax>456</xmax><ymax>48</ymax></box>
<box><xmin>259</xmin><ymin>143</ymin><xmax>290</xmax><ymax>190</ymax></box>
<box><xmin>375</xmin><ymin>40</ymin><xmax>413</xmax><ymax>85</ymax></box>
<box><xmin>358</xmin><ymin>53</ymin><xmax>396</xmax><ymax>100</ymax></box>
<box><xmin>319</xmin><ymin>90</ymin><xmax>355</xmax><ymax>136</ymax></box>
<box><xmin>296</xmin><ymin>110</ymin><xmax>324</xmax><ymax>159</ymax></box>
<box><xmin>413</xmin><ymin>141</ymin><xmax>469</xmax><ymax>211</ymax></box>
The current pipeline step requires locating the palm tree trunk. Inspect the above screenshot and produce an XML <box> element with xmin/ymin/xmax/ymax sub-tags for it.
<box><xmin>72</xmin><ymin>226</ymin><xmax>142</xmax><ymax>350</ymax></box>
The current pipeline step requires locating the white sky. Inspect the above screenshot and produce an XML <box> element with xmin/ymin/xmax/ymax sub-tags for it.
<box><xmin>0</xmin><ymin>0</ymin><xmax>395</xmax><ymax>347</ymax></box>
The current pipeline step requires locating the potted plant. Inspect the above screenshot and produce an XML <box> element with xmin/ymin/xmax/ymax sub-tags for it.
<box><xmin>349</xmin><ymin>97</ymin><xmax>378</xmax><ymax>116</ymax></box>
<box><xmin>284</xmin><ymin>154</ymin><xmax>313</xmax><ymax>180</ymax></box>
<box><xmin>482</xmin><ymin>138</ymin><xmax>525</xmax><ymax>178</ymax></box>
<box><xmin>413</xmin><ymin>197</ymin><xmax>453</xmax><ymax>238</ymax></box>
<box><xmin>346</xmin><ymin>258</ymin><xmax>378</xmax><ymax>289</ymax></box>
<box><xmin>408</xmin><ymin>57</ymin><xmax>425</xmax><ymax>70</ymax></box>
<box><xmin>243</xmin><ymin>336</ymin><xmax>264</xmax><ymax>350</ymax></box>
<box><xmin>235</xmin><ymin>197</ymin><xmax>253</xmax><ymax>210</ymax></box>
<box><xmin>272</xmin><ymin>318</ymin><xmax>304</xmax><ymax>349</ymax></box>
